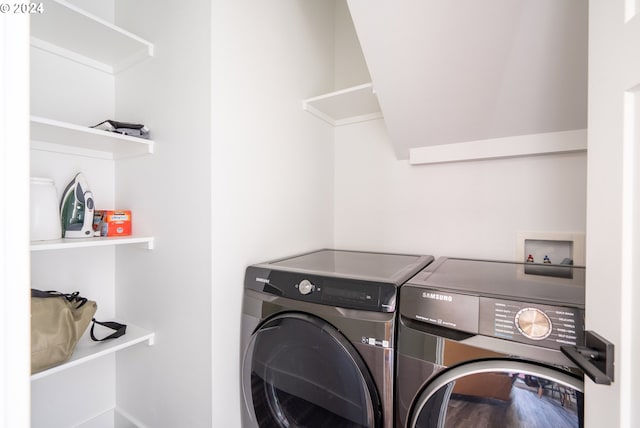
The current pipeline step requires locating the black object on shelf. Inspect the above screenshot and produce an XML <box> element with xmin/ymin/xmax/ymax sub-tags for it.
<box><xmin>561</xmin><ymin>330</ymin><xmax>615</xmax><ymax>385</ymax></box>
<box><xmin>92</xmin><ymin>119</ymin><xmax>150</xmax><ymax>139</ymax></box>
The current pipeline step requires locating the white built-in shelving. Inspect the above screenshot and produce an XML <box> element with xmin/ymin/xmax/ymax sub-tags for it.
<box><xmin>31</xmin><ymin>324</ymin><xmax>155</xmax><ymax>381</ymax></box>
<box><xmin>302</xmin><ymin>82</ymin><xmax>382</xmax><ymax>126</ymax></box>
<box><xmin>31</xmin><ymin>116</ymin><xmax>154</xmax><ymax>159</ymax></box>
<box><xmin>30</xmin><ymin>0</ymin><xmax>154</xmax><ymax>74</ymax></box>
<box><xmin>29</xmin><ymin>0</ymin><xmax>156</xmax><ymax>411</ymax></box>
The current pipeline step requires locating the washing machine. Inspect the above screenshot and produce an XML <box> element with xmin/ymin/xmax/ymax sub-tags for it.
<box><xmin>240</xmin><ymin>249</ymin><xmax>434</xmax><ymax>428</ymax></box>
<box><xmin>396</xmin><ymin>257</ymin><xmax>586</xmax><ymax>428</ymax></box>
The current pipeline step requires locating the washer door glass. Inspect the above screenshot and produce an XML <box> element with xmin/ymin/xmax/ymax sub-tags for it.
<box><xmin>242</xmin><ymin>313</ymin><xmax>381</xmax><ymax>428</ymax></box>
<box><xmin>409</xmin><ymin>360</ymin><xmax>584</xmax><ymax>428</ymax></box>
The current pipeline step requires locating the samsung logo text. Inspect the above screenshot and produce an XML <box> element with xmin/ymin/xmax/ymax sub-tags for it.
<box><xmin>422</xmin><ymin>292</ymin><xmax>453</xmax><ymax>302</ymax></box>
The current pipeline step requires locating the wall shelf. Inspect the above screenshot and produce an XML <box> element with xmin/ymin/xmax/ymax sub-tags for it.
<box><xmin>302</xmin><ymin>83</ymin><xmax>382</xmax><ymax>126</ymax></box>
<box><xmin>31</xmin><ymin>323</ymin><xmax>155</xmax><ymax>381</ymax></box>
<box><xmin>30</xmin><ymin>0</ymin><xmax>154</xmax><ymax>74</ymax></box>
<box><xmin>31</xmin><ymin>116</ymin><xmax>154</xmax><ymax>159</ymax></box>
<box><xmin>409</xmin><ymin>129</ymin><xmax>588</xmax><ymax>165</ymax></box>
<box><xmin>30</xmin><ymin>235</ymin><xmax>155</xmax><ymax>252</ymax></box>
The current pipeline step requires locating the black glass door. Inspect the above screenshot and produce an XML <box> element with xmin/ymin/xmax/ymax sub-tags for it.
<box><xmin>410</xmin><ymin>360</ymin><xmax>584</xmax><ymax>428</ymax></box>
<box><xmin>242</xmin><ymin>313</ymin><xmax>381</xmax><ymax>428</ymax></box>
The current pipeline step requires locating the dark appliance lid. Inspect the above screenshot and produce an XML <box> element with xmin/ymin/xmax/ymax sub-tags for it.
<box><xmin>266</xmin><ymin>249</ymin><xmax>434</xmax><ymax>285</ymax></box>
<box><xmin>245</xmin><ymin>249</ymin><xmax>434</xmax><ymax>313</ymax></box>
<box><xmin>407</xmin><ymin>257</ymin><xmax>585</xmax><ymax>307</ymax></box>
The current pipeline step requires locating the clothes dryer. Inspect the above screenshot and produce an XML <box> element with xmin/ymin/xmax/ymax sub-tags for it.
<box><xmin>241</xmin><ymin>249</ymin><xmax>434</xmax><ymax>428</ymax></box>
<box><xmin>396</xmin><ymin>257</ymin><xmax>586</xmax><ymax>428</ymax></box>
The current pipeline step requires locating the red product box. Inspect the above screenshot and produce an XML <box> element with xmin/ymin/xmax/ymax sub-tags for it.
<box><xmin>94</xmin><ymin>210</ymin><xmax>132</xmax><ymax>237</ymax></box>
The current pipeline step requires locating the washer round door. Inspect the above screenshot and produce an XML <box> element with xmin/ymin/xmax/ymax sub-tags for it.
<box><xmin>242</xmin><ymin>312</ymin><xmax>381</xmax><ymax>428</ymax></box>
<box><xmin>408</xmin><ymin>359</ymin><xmax>584</xmax><ymax>428</ymax></box>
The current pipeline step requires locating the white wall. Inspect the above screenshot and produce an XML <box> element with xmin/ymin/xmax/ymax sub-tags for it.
<box><xmin>334</xmin><ymin>119</ymin><xmax>587</xmax><ymax>260</ymax></box>
<box><xmin>0</xmin><ymin>12</ymin><xmax>31</xmax><ymax>428</ymax></box>
<box><xmin>211</xmin><ymin>0</ymin><xmax>336</xmax><ymax>426</ymax></box>
<box><xmin>585</xmin><ymin>2</ymin><xmax>636</xmax><ymax>425</ymax></box>
<box><xmin>30</xmin><ymin>47</ymin><xmax>115</xmax><ymax>125</ymax></box>
<box><xmin>112</xmin><ymin>1</ymin><xmax>212</xmax><ymax>427</ymax></box>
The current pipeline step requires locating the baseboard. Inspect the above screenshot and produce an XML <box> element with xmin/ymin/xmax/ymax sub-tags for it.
<box><xmin>72</xmin><ymin>408</ymin><xmax>147</xmax><ymax>428</ymax></box>
<box><xmin>114</xmin><ymin>408</ymin><xmax>148</xmax><ymax>428</ymax></box>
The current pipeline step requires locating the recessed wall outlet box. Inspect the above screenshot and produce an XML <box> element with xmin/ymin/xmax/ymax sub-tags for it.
<box><xmin>516</xmin><ymin>232</ymin><xmax>586</xmax><ymax>278</ymax></box>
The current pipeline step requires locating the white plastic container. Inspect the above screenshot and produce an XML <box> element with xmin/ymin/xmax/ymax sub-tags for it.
<box><xmin>30</xmin><ymin>177</ymin><xmax>62</xmax><ymax>241</ymax></box>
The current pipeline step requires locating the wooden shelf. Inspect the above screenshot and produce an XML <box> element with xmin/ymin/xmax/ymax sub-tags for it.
<box><xmin>30</xmin><ymin>0</ymin><xmax>154</xmax><ymax>74</ymax></box>
<box><xmin>30</xmin><ymin>116</ymin><xmax>154</xmax><ymax>159</ymax></box>
<box><xmin>303</xmin><ymin>83</ymin><xmax>383</xmax><ymax>126</ymax></box>
<box><xmin>31</xmin><ymin>323</ymin><xmax>155</xmax><ymax>381</ymax></box>
<box><xmin>30</xmin><ymin>235</ymin><xmax>155</xmax><ymax>251</ymax></box>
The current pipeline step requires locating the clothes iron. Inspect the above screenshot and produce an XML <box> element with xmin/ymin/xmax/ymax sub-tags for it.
<box><xmin>60</xmin><ymin>173</ymin><xmax>95</xmax><ymax>238</ymax></box>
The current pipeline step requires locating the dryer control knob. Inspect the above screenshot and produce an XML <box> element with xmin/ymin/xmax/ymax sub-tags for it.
<box><xmin>515</xmin><ymin>308</ymin><xmax>552</xmax><ymax>340</ymax></box>
<box><xmin>298</xmin><ymin>279</ymin><xmax>314</xmax><ymax>295</ymax></box>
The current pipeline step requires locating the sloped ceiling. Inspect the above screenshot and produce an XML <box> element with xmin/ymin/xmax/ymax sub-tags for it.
<box><xmin>347</xmin><ymin>0</ymin><xmax>588</xmax><ymax>160</ymax></box>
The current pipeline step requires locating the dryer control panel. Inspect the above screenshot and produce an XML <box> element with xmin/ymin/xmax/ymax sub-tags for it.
<box><xmin>245</xmin><ymin>266</ymin><xmax>398</xmax><ymax>312</ymax></box>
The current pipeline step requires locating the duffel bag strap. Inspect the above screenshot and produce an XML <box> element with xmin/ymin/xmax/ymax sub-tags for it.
<box><xmin>31</xmin><ymin>289</ymin><xmax>127</xmax><ymax>342</ymax></box>
<box><xmin>90</xmin><ymin>318</ymin><xmax>127</xmax><ymax>341</ymax></box>
<box><xmin>31</xmin><ymin>289</ymin><xmax>88</xmax><ymax>308</ymax></box>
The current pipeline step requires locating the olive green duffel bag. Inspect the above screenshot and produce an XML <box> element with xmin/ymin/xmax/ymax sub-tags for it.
<box><xmin>31</xmin><ymin>289</ymin><xmax>127</xmax><ymax>374</ymax></box>
<box><xmin>31</xmin><ymin>289</ymin><xmax>97</xmax><ymax>374</ymax></box>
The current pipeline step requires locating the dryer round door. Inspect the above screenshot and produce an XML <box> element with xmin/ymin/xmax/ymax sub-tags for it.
<box><xmin>242</xmin><ymin>312</ymin><xmax>382</xmax><ymax>428</ymax></box>
<box><xmin>408</xmin><ymin>359</ymin><xmax>584</xmax><ymax>428</ymax></box>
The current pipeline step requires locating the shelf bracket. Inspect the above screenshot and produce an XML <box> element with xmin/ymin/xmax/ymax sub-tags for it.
<box><xmin>146</xmin><ymin>333</ymin><xmax>156</xmax><ymax>346</ymax></box>
<box><xmin>144</xmin><ymin>238</ymin><xmax>155</xmax><ymax>250</ymax></box>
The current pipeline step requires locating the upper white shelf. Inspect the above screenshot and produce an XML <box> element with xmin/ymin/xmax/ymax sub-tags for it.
<box><xmin>303</xmin><ymin>83</ymin><xmax>383</xmax><ymax>126</ymax></box>
<box><xmin>31</xmin><ymin>323</ymin><xmax>155</xmax><ymax>381</ymax></box>
<box><xmin>31</xmin><ymin>116</ymin><xmax>154</xmax><ymax>159</ymax></box>
<box><xmin>408</xmin><ymin>129</ymin><xmax>588</xmax><ymax>165</ymax></box>
<box><xmin>30</xmin><ymin>235</ymin><xmax>155</xmax><ymax>252</ymax></box>
<box><xmin>30</xmin><ymin>0</ymin><xmax>154</xmax><ymax>74</ymax></box>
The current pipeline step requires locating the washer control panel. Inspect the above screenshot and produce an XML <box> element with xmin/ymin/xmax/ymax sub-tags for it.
<box><xmin>478</xmin><ymin>297</ymin><xmax>584</xmax><ymax>350</ymax></box>
<box><xmin>515</xmin><ymin>307</ymin><xmax>552</xmax><ymax>340</ymax></box>
<box><xmin>400</xmin><ymin>285</ymin><xmax>584</xmax><ymax>350</ymax></box>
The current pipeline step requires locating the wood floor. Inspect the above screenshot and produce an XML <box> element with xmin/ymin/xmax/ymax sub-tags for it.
<box><xmin>443</xmin><ymin>378</ymin><xmax>581</xmax><ymax>428</ymax></box>
<box><xmin>251</xmin><ymin>374</ymin><xmax>581</xmax><ymax>427</ymax></box>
